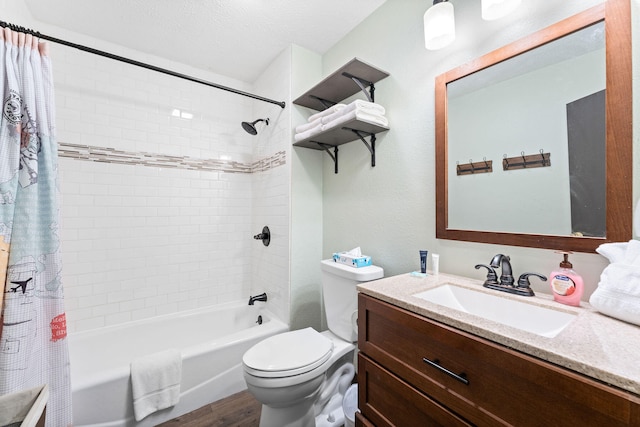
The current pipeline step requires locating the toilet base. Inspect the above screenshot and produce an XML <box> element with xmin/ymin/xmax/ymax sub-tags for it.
<box><xmin>260</xmin><ymin>401</ymin><xmax>317</xmax><ymax>427</ymax></box>
<box><xmin>259</xmin><ymin>392</ymin><xmax>348</xmax><ymax>427</ymax></box>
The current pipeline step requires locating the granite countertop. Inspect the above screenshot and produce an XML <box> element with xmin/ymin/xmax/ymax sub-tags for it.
<box><xmin>357</xmin><ymin>271</ymin><xmax>640</xmax><ymax>396</ymax></box>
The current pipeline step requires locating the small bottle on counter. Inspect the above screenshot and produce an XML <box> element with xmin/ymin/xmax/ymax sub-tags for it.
<box><xmin>431</xmin><ymin>253</ymin><xmax>440</xmax><ymax>275</ymax></box>
<box><xmin>549</xmin><ymin>251</ymin><xmax>583</xmax><ymax>306</ymax></box>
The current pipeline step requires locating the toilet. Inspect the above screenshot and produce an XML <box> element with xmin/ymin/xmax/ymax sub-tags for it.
<box><xmin>242</xmin><ymin>259</ymin><xmax>384</xmax><ymax>427</ymax></box>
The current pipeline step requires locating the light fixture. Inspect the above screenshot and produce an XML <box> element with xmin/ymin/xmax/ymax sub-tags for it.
<box><xmin>481</xmin><ymin>0</ymin><xmax>521</xmax><ymax>21</ymax></box>
<box><xmin>424</xmin><ymin>0</ymin><xmax>456</xmax><ymax>50</ymax></box>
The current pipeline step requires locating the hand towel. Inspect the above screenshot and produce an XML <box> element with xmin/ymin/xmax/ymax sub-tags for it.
<box><xmin>589</xmin><ymin>286</ymin><xmax>640</xmax><ymax>326</ymax></box>
<box><xmin>321</xmin><ymin>109</ymin><xmax>389</xmax><ymax>132</ymax></box>
<box><xmin>596</xmin><ymin>241</ymin><xmax>629</xmax><ymax>264</ymax></box>
<box><xmin>131</xmin><ymin>349</ymin><xmax>182</xmax><ymax>422</ymax></box>
<box><xmin>308</xmin><ymin>103</ymin><xmax>346</xmax><ymax>122</ymax></box>
<box><xmin>592</xmin><ymin>239</ymin><xmax>640</xmax><ymax>326</ymax></box>
<box><xmin>594</xmin><ymin>263</ymin><xmax>640</xmax><ymax>297</ymax></box>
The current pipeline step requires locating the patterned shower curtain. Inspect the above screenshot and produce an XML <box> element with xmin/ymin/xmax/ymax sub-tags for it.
<box><xmin>0</xmin><ymin>27</ymin><xmax>72</xmax><ymax>426</ymax></box>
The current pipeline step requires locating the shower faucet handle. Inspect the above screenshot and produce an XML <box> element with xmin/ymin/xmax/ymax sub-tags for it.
<box><xmin>253</xmin><ymin>226</ymin><xmax>270</xmax><ymax>246</ymax></box>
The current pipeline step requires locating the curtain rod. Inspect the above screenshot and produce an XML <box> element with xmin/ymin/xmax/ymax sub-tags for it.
<box><xmin>0</xmin><ymin>20</ymin><xmax>286</xmax><ymax>109</ymax></box>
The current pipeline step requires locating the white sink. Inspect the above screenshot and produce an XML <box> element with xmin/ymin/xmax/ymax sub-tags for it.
<box><xmin>413</xmin><ymin>284</ymin><xmax>577</xmax><ymax>338</ymax></box>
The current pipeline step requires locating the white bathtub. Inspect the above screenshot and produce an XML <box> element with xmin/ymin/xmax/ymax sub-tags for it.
<box><xmin>68</xmin><ymin>301</ymin><xmax>287</xmax><ymax>427</ymax></box>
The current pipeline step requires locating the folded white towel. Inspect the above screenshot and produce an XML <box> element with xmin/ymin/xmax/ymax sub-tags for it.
<box><xmin>320</xmin><ymin>99</ymin><xmax>386</xmax><ymax>125</ymax></box>
<box><xmin>342</xmin><ymin>99</ymin><xmax>386</xmax><ymax>115</ymax></box>
<box><xmin>295</xmin><ymin>118</ymin><xmax>322</xmax><ymax>134</ymax></box>
<box><xmin>308</xmin><ymin>103</ymin><xmax>346</xmax><ymax>122</ymax></box>
<box><xmin>131</xmin><ymin>349</ymin><xmax>182</xmax><ymax>422</ymax></box>
<box><xmin>294</xmin><ymin>122</ymin><xmax>323</xmax><ymax>142</ymax></box>
<box><xmin>595</xmin><ymin>263</ymin><xmax>640</xmax><ymax>297</ymax></box>
<box><xmin>596</xmin><ymin>241</ymin><xmax>630</xmax><ymax>264</ymax></box>
<box><xmin>321</xmin><ymin>109</ymin><xmax>389</xmax><ymax>132</ymax></box>
<box><xmin>589</xmin><ymin>286</ymin><xmax>640</xmax><ymax>326</ymax></box>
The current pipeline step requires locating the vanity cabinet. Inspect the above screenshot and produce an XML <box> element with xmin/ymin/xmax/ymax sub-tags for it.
<box><xmin>357</xmin><ymin>293</ymin><xmax>640</xmax><ymax>427</ymax></box>
<box><xmin>292</xmin><ymin>58</ymin><xmax>390</xmax><ymax>173</ymax></box>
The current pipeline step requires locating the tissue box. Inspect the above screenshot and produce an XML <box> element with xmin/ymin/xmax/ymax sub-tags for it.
<box><xmin>332</xmin><ymin>252</ymin><xmax>372</xmax><ymax>268</ymax></box>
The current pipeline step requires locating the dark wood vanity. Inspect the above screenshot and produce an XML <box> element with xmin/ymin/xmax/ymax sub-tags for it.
<box><xmin>357</xmin><ymin>293</ymin><xmax>640</xmax><ymax>426</ymax></box>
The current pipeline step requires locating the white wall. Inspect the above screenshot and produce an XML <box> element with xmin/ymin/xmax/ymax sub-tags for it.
<box><xmin>290</xmin><ymin>46</ymin><xmax>325</xmax><ymax>331</ymax></box>
<box><xmin>317</xmin><ymin>0</ymin><xmax>634</xmax><ymax>300</ymax></box>
<box><xmin>251</xmin><ymin>47</ymin><xmax>292</xmax><ymax>326</ymax></box>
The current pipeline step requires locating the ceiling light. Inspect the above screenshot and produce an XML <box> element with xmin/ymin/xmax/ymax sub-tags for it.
<box><xmin>424</xmin><ymin>0</ymin><xmax>456</xmax><ymax>50</ymax></box>
<box><xmin>481</xmin><ymin>0</ymin><xmax>521</xmax><ymax>21</ymax></box>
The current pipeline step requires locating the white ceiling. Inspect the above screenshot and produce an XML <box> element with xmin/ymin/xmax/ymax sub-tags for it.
<box><xmin>23</xmin><ymin>0</ymin><xmax>387</xmax><ymax>82</ymax></box>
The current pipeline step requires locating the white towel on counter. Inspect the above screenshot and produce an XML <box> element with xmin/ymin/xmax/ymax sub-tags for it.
<box><xmin>321</xmin><ymin>109</ymin><xmax>389</xmax><ymax>132</ymax></box>
<box><xmin>131</xmin><ymin>349</ymin><xmax>182</xmax><ymax>422</ymax></box>
<box><xmin>294</xmin><ymin>122</ymin><xmax>324</xmax><ymax>142</ymax></box>
<box><xmin>590</xmin><ymin>239</ymin><xmax>640</xmax><ymax>326</ymax></box>
<box><xmin>308</xmin><ymin>103</ymin><xmax>346</xmax><ymax>122</ymax></box>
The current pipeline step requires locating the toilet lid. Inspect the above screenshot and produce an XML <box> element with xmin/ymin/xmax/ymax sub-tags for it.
<box><xmin>243</xmin><ymin>328</ymin><xmax>333</xmax><ymax>377</ymax></box>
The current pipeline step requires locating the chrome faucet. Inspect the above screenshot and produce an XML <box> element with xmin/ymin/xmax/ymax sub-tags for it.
<box><xmin>489</xmin><ymin>254</ymin><xmax>514</xmax><ymax>287</ymax></box>
<box><xmin>248</xmin><ymin>292</ymin><xmax>268</xmax><ymax>305</ymax></box>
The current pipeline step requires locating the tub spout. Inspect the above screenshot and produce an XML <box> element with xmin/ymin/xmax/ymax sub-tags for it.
<box><xmin>248</xmin><ymin>292</ymin><xmax>267</xmax><ymax>305</ymax></box>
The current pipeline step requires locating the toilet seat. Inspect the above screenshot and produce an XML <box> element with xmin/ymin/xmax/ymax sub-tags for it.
<box><xmin>243</xmin><ymin>328</ymin><xmax>334</xmax><ymax>378</ymax></box>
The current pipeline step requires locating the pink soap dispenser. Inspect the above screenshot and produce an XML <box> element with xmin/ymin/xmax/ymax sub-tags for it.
<box><xmin>549</xmin><ymin>251</ymin><xmax>583</xmax><ymax>306</ymax></box>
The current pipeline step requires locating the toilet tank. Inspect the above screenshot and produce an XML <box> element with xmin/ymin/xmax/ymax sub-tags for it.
<box><xmin>321</xmin><ymin>259</ymin><xmax>384</xmax><ymax>342</ymax></box>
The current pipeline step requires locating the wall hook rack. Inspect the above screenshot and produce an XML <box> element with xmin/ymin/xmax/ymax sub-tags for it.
<box><xmin>456</xmin><ymin>158</ymin><xmax>493</xmax><ymax>176</ymax></box>
<box><xmin>503</xmin><ymin>150</ymin><xmax>551</xmax><ymax>171</ymax></box>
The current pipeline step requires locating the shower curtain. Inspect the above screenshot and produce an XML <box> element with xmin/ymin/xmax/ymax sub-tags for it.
<box><xmin>0</xmin><ymin>28</ymin><xmax>72</xmax><ymax>426</ymax></box>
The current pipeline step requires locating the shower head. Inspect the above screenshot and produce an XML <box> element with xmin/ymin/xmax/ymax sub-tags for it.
<box><xmin>241</xmin><ymin>118</ymin><xmax>269</xmax><ymax>135</ymax></box>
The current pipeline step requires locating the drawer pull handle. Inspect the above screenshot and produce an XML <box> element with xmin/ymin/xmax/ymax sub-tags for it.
<box><xmin>423</xmin><ymin>357</ymin><xmax>470</xmax><ymax>385</ymax></box>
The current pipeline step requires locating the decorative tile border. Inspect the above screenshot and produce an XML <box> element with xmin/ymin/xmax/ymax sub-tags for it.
<box><xmin>58</xmin><ymin>142</ymin><xmax>286</xmax><ymax>174</ymax></box>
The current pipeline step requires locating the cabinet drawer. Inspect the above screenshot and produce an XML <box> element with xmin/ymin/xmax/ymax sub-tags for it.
<box><xmin>359</xmin><ymin>293</ymin><xmax>640</xmax><ymax>426</ymax></box>
<box><xmin>358</xmin><ymin>353</ymin><xmax>472</xmax><ymax>427</ymax></box>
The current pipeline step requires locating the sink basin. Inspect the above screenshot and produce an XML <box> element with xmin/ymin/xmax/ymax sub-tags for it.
<box><xmin>413</xmin><ymin>284</ymin><xmax>577</xmax><ymax>338</ymax></box>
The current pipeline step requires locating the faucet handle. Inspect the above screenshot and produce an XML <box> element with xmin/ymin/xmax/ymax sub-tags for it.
<box><xmin>517</xmin><ymin>273</ymin><xmax>547</xmax><ymax>288</ymax></box>
<box><xmin>475</xmin><ymin>264</ymin><xmax>498</xmax><ymax>285</ymax></box>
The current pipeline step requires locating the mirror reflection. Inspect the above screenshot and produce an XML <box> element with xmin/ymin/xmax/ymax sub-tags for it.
<box><xmin>447</xmin><ymin>22</ymin><xmax>605</xmax><ymax>237</ymax></box>
<box><xmin>435</xmin><ymin>2</ymin><xmax>632</xmax><ymax>252</ymax></box>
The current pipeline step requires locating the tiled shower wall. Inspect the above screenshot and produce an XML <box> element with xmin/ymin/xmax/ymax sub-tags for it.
<box><xmin>46</xmin><ymin>31</ymin><xmax>290</xmax><ymax>332</ymax></box>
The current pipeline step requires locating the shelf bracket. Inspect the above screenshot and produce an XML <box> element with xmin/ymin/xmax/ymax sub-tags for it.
<box><xmin>315</xmin><ymin>142</ymin><xmax>339</xmax><ymax>174</ymax></box>
<box><xmin>342</xmin><ymin>72</ymin><xmax>375</xmax><ymax>102</ymax></box>
<box><xmin>309</xmin><ymin>95</ymin><xmax>338</xmax><ymax>109</ymax></box>
<box><xmin>346</xmin><ymin>128</ymin><xmax>376</xmax><ymax>167</ymax></box>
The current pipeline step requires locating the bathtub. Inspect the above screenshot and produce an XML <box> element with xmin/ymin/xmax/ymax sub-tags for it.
<box><xmin>68</xmin><ymin>301</ymin><xmax>288</xmax><ymax>427</ymax></box>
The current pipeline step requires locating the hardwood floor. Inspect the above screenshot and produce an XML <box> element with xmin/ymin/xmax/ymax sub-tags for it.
<box><xmin>157</xmin><ymin>390</ymin><xmax>261</xmax><ymax>427</ymax></box>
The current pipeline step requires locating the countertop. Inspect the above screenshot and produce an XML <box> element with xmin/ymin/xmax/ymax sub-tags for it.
<box><xmin>357</xmin><ymin>271</ymin><xmax>640</xmax><ymax>396</ymax></box>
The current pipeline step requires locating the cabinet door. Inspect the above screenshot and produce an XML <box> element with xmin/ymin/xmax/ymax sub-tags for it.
<box><xmin>358</xmin><ymin>354</ymin><xmax>472</xmax><ymax>427</ymax></box>
<box><xmin>358</xmin><ymin>294</ymin><xmax>640</xmax><ymax>426</ymax></box>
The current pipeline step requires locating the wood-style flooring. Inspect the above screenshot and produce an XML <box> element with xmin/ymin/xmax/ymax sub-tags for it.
<box><xmin>157</xmin><ymin>390</ymin><xmax>261</xmax><ymax>427</ymax></box>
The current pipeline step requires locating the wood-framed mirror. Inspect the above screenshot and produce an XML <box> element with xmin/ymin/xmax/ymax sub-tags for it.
<box><xmin>435</xmin><ymin>0</ymin><xmax>632</xmax><ymax>253</ymax></box>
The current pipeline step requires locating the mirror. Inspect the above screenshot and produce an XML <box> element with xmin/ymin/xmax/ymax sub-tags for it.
<box><xmin>435</xmin><ymin>1</ymin><xmax>632</xmax><ymax>252</ymax></box>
